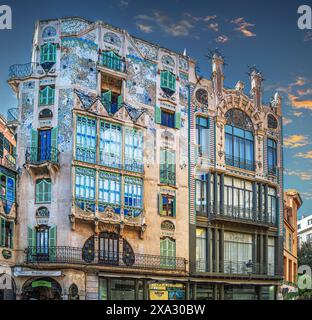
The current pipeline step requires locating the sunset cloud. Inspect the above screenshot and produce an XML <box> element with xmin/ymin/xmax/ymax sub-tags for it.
<box><xmin>295</xmin><ymin>150</ymin><xmax>312</xmax><ymax>159</ymax></box>
<box><xmin>284</xmin><ymin>135</ymin><xmax>309</xmax><ymax>148</ymax></box>
<box><xmin>231</xmin><ymin>17</ymin><xmax>256</xmax><ymax>37</ymax></box>
<box><xmin>288</xmin><ymin>93</ymin><xmax>312</xmax><ymax>111</ymax></box>
<box><xmin>283</xmin><ymin>117</ymin><xmax>293</xmax><ymax>125</ymax></box>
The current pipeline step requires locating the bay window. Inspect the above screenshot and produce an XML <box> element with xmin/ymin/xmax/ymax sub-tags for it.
<box><xmin>196</xmin><ymin>116</ymin><xmax>209</xmax><ymax>157</ymax></box>
<box><xmin>98</xmin><ymin>172</ymin><xmax>121</xmax><ymax>208</ymax></box>
<box><xmin>268</xmin><ymin>138</ymin><xmax>277</xmax><ymax>175</ymax></box>
<box><xmin>225</xmin><ymin>109</ymin><xmax>254</xmax><ymax>171</ymax></box>
<box><xmin>76</xmin><ymin>116</ymin><xmax>96</xmax><ymax>163</ymax></box>
<box><xmin>124</xmin><ymin>176</ymin><xmax>143</xmax><ymax>216</ymax></box>
<box><xmin>99</xmin><ymin>122</ymin><xmax>122</xmax><ymax>168</ymax></box>
<box><xmin>124</xmin><ymin>128</ymin><xmax>143</xmax><ymax>172</ymax></box>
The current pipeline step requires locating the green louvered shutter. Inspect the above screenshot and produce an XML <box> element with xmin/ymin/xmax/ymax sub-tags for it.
<box><xmin>117</xmin><ymin>95</ymin><xmax>123</xmax><ymax>108</ymax></box>
<box><xmin>175</xmin><ymin>112</ymin><xmax>181</xmax><ymax>129</ymax></box>
<box><xmin>27</xmin><ymin>226</ymin><xmax>36</xmax><ymax>262</ymax></box>
<box><xmin>49</xmin><ymin>225</ymin><xmax>57</xmax><ymax>262</ymax></box>
<box><xmin>155</xmin><ymin>106</ymin><xmax>162</xmax><ymax>124</ymax></box>
<box><xmin>0</xmin><ymin>218</ymin><xmax>5</xmax><ymax>247</ymax></box>
<box><xmin>47</xmin><ymin>87</ymin><xmax>55</xmax><ymax>105</ymax></box>
<box><xmin>160</xmin><ymin>149</ymin><xmax>165</xmax><ymax>183</ymax></box>
<box><xmin>168</xmin><ymin>151</ymin><xmax>176</xmax><ymax>185</ymax></box>
<box><xmin>31</xmin><ymin>129</ymin><xmax>38</xmax><ymax>162</ymax></box>
<box><xmin>158</xmin><ymin>194</ymin><xmax>163</xmax><ymax>215</ymax></box>
<box><xmin>9</xmin><ymin>222</ymin><xmax>14</xmax><ymax>249</ymax></box>
<box><xmin>51</xmin><ymin>127</ymin><xmax>58</xmax><ymax>162</ymax></box>
<box><xmin>160</xmin><ymin>70</ymin><xmax>168</xmax><ymax>88</ymax></box>
<box><xmin>173</xmin><ymin>197</ymin><xmax>176</xmax><ymax>217</ymax></box>
<box><xmin>101</xmin><ymin>91</ymin><xmax>112</xmax><ymax>112</ymax></box>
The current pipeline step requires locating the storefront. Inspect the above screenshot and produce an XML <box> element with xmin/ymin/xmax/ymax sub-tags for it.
<box><xmin>99</xmin><ymin>277</ymin><xmax>186</xmax><ymax>300</ymax></box>
<box><xmin>21</xmin><ymin>277</ymin><xmax>62</xmax><ymax>300</ymax></box>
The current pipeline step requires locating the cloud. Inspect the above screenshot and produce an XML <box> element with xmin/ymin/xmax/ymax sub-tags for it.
<box><xmin>135</xmin><ymin>11</ymin><xmax>195</xmax><ymax>37</ymax></box>
<box><xmin>231</xmin><ymin>17</ymin><xmax>256</xmax><ymax>37</ymax></box>
<box><xmin>297</xmin><ymin>88</ymin><xmax>312</xmax><ymax>96</ymax></box>
<box><xmin>288</xmin><ymin>93</ymin><xmax>312</xmax><ymax>111</ymax></box>
<box><xmin>204</xmin><ymin>15</ymin><xmax>217</xmax><ymax>22</ymax></box>
<box><xmin>300</xmin><ymin>191</ymin><xmax>312</xmax><ymax>200</ymax></box>
<box><xmin>207</xmin><ymin>23</ymin><xmax>219</xmax><ymax>32</ymax></box>
<box><xmin>296</xmin><ymin>150</ymin><xmax>312</xmax><ymax>159</ymax></box>
<box><xmin>285</xmin><ymin>169</ymin><xmax>312</xmax><ymax>181</ymax></box>
<box><xmin>185</xmin><ymin>13</ymin><xmax>217</xmax><ymax>22</ymax></box>
<box><xmin>284</xmin><ymin>135</ymin><xmax>309</xmax><ymax>148</ymax></box>
<box><xmin>136</xmin><ymin>22</ymin><xmax>153</xmax><ymax>33</ymax></box>
<box><xmin>215</xmin><ymin>35</ymin><xmax>229</xmax><ymax>43</ymax></box>
<box><xmin>118</xmin><ymin>0</ymin><xmax>129</xmax><ymax>7</ymax></box>
<box><xmin>290</xmin><ymin>76</ymin><xmax>307</xmax><ymax>87</ymax></box>
<box><xmin>283</xmin><ymin>117</ymin><xmax>293</xmax><ymax>125</ymax></box>
<box><xmin>293</xmin><ymin>111</ymin><xmax>303</xmax><ymax>117</ymax></box>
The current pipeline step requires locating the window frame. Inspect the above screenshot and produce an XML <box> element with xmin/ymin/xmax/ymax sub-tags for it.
<box><xmin>35</xmin><ymin>179</ymin><xmax>52</xmax><ymax>204</ymax></box>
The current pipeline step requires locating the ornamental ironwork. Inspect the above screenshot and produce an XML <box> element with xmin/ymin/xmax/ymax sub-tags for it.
<box><xmin>268</xmin><ymin>114</ymin><xmax>278</xmax><ymax>129</ymax></box>
<box><xmin>225</xmin><ymin>109</ymin><xmax>253</xmax><ymax>131</ymax></box>
<box><xmin>36</xmin><ymin>207</ymin><xmax>50</xmax><ymax>218</ymax></box>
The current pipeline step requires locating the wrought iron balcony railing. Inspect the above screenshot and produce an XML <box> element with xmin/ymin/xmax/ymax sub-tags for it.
<box><xmin>195</xmin><ymin>259</ymin><xmax>276</xmax><ymax>277</ymax></box>
<box><xmin>160</xmin><ymin>168</ymin><xmax>176</xmax><ymax>186</ymax></box>
<box><xmin>99</xmin><ymin>55</ymin><xmax>126</xmax><ymax>73</ymax></box>
<box><xmin>8</xmin><ymin>63</ymin><xmax>38</xmax><ymax>80</ymax></box>
<box><xmin>25</xmin><ymin>247</ymin><xmax>187</xmax><ymax>272</ymax></box>
<box><xmin>25</xmin><ymin>147</ymin><xmax>59</xmax><ymax>165</ymax></box>
<box><xmin>197</xmin><ymin>203</ymin><xmax>277</xmax><ymax>226</ymax></box>
<box><xmin>225</xmin><ymin>154</ymin><xmax>255</xmax><ymax>171</ymax></box>
<box><xmin>7</xmin><ymin>108</ymin><xmax>19</xmax><ymax>125</ymax></box>
<box><xmin>0</xmin><ymin>196</ymin><xmax>14</xmax><ymax>215</ymax></box>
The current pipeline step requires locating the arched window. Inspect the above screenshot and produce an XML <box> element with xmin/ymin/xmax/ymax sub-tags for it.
<box><xmin>268</xmin><ymin>114</ymin><xmax>278</xmax><ymax>129</ymax></box>
<box><xmin>225</xmin><ymin>109</ymin><xmax>254</xmax><ymax>171</ymax></box>
<box><xmin>160</xmin><ymin>237</ymin><xmax>176</xmax><ymax>269</ymax></box>
<box><xmin>68</xmin><ymin>284</ymin><xmax>79</xmax><ymax>300</ymax></box>
<box><xmin>35</xmin><ymin>179</ymin><xmax>51</xmax><ymax>204</ymax></box>
<box><xmin>39</xmin><ymin>109</ymin><xmax>53</xmax><ymax>119</ymax></box>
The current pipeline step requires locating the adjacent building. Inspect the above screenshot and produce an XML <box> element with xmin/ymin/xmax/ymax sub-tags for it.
<box><xmin>7</xmin><ymin>17</ymin><xmax>284</xmax><ymax>300</ymax></box>
<box><xmin>0</xmin><ymin>114</ymin><xmax>17</xmax><ymax>300</ymax></box>
<box><xmin>298</xmin><ymin>214</ymin><xmax>312</xmax><ymax>247</ymax></box>
<box><xmin>189</xmin><ymin>53</ymin><xmax>284</xmax><ymax>300</ymax></box>
<box><xmin>281</xmin><ymin>190</ymin><xmax>302</xmax><ymax>298</ymax></box>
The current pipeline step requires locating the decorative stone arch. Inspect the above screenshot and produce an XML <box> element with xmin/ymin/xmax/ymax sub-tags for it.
<box><xmin>68</xmin><ymin>283</ymin><xmax>79</xmax><ymax>300</ymax></box>
<box><xmin>217</xmin><ymin>93</ymin><xmax>263</xmax><ymax>131</ymax></box>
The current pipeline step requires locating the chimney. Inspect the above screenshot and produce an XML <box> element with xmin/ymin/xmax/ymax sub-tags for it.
<box><xmin>250</xmin><ymin>67</ymin><xmax>263</xmax><ymax>110</ymax></box>
<box><xmin>211</xmin><ymin>51</ymin><xmax>224</xmax><ymax>100</ymax></box>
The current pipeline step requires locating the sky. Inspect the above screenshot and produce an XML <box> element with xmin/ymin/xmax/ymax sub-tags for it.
<box><xmin>0</xmin><ymin>0</ymin><xmax>311</xmax><ymax>218</ymax></box>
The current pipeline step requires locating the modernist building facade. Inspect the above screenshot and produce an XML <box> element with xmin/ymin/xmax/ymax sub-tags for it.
<box><xmin>0</xmin><ymin>115</ymin><xmax>17</xmax><ymax>300</ymax></box>
<box><xmin>7</xmin><ymin>17</ymin><xmax>284</xmax><ymax>300</ymax></box>
<box><xmin>298</xmin><ymin>214</ymin><xmax>312</xmax><ymax>247</ymax></box>
<box><xmin>189</xmin><ymin>53</ymin><xmax>284</xmax><ymax>300</ymax></box>
<box><xmin>281</xmin><ymin>190</ymin><xmax>302</xmax><ymax>298</ymax></box>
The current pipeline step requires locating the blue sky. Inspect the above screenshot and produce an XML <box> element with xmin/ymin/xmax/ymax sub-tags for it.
<box><xmin>0</xmin><ymin>0</ymin><xmax>311</xmax><ymax>217</ymax></box>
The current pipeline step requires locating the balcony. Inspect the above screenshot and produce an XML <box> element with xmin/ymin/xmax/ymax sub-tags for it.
<box><xmin>0</xmin><ymin>196</ymin><xmax>16</xmax><ymax>217</ymax></box>
<box><xmin>0</xmin><ymin>154</ymin><xmax>16</xmax><ymax>171</ymax></box>
<box><xmin>25</xmin><ymin>147</ymin><xmax>60</xmax><ymax>177</ymax></box>
<box><xmin>72</xmin><ymin>199</ymin><xmax>146</xmax><ymax>237</ymax></box>
<box><xmin>98</xmin><ymin>55</ymin><xmax>126</xmax><ymax>74</ymax></box>
<box><xmin>225</xmin><ymin>154</ymin><xmax>255</xmax><ymax>172</ymax></box>
<box><xmin>160</xmin><ymin>169</ymin><xmax>176</xmax><ymax>186</ymax></box>
<box><xmin>25</xmin><ymin>247</ymin><xmax>187</xmax><ymax>273</ymax></box>
<box><xmin>6</xmin><ymin>108</ymin><xmax>19</xmax><ymax>130</ymax></box>
<box><xmin>8</xmin><ymin>62</ymin><xmax>39</xmax><ymax>80</ymax></box>
<box><xmin>200</xmin><ymin>203</ymin><xmax>277</xmax><ymax>227</ymax></box>
<box><xmin>195</xmin><ymin>260</ymin><xmax>278</xmax><ymax>278</ymax></box>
